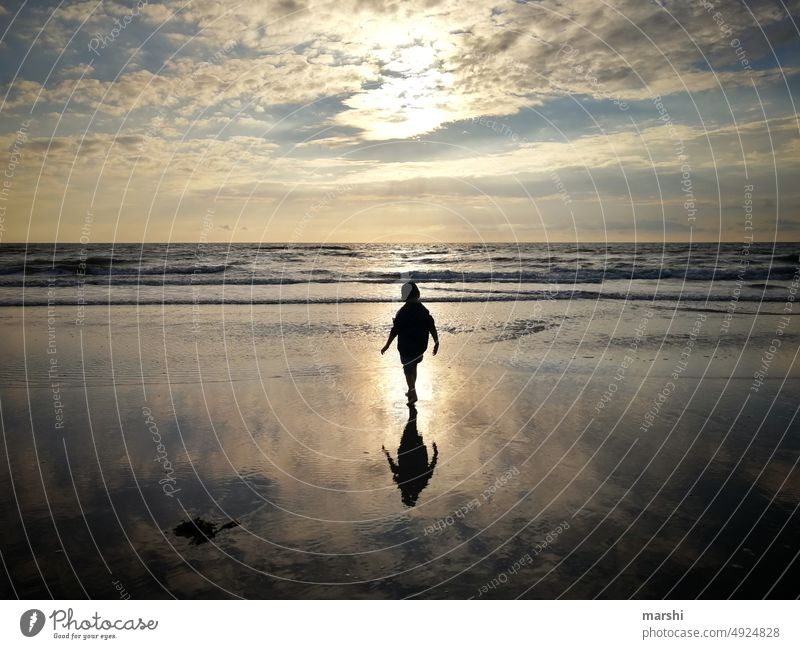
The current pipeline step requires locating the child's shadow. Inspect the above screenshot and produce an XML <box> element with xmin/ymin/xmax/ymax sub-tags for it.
<box><xmin>383</xmin><ymin>405</ymin><xmax>438</xmax><ymax>507</ymax></box>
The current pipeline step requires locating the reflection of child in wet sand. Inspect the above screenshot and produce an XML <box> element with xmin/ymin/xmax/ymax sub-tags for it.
<box><xmin>380</xmin><ymin>281</ymin><xmax>439</xmax><ymax>404</ymax></box>
<box><xmin>383</xmin><ymin>405</ymin><xmax>438</xmax><ymax>507</ymax></box>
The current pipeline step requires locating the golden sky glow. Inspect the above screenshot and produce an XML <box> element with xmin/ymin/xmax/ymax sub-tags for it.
<box><xmin>0</xmin><ymin>0</ymin><xmax>798</xmax><ymax>243</ymax></box>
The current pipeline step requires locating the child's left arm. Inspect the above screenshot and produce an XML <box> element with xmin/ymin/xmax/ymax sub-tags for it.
<box><xmin>428</xmin><ymin>313</ymin><xmax>439</xmax><ymax>355</ymax></box>
<box><xmin>428</xmin><ymin>442</ymin><xmax>439</xmax><ymax>471</ymax></box>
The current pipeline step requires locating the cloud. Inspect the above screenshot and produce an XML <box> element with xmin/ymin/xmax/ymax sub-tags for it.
<box><xmin>3</xmin><ymin>52</ymin><xmax>377</xmax><ymax>120</ymax></box>
<box><xmin>134</xmin><ymin>0</ymin><xmax>796</xmax><ymax>138</ymax></box>
<box><xmin>0</xmin><ymin>0</ymin><xmax>797</xmax><ymax>242</ymax></box>
<box><xmin>4</xmin><ymin>1</ymin><xmax>796</xmax><ymax>136</ymax></box>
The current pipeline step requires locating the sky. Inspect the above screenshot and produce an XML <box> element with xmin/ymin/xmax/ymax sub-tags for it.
<box><xmin>0</xmin><ymin>0</ymin><xmax>798</xmax><ymax>243</ymax></box>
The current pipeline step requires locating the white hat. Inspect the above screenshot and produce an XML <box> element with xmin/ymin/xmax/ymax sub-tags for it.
<box><xmin>401</xmin><ymin>282</ymin><xmax>414</xmax><ymax>301</ymax></box>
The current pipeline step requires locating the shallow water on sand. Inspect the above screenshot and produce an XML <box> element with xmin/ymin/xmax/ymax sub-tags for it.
<box><xmin>0</xmin><ymin>300</ymin><xmax>798</xmax><ymax>598</ymax></box>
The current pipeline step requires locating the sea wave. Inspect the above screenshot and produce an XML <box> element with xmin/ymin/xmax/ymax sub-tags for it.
<box><xmin>1</xmin><ymin>264</ymin><xmax>796</xmax><ymax>287</ymax></box>
<box><xmin>1</xmin><ymin>291</ymin><xmax>790</xmax><ymax>307</ymax></box>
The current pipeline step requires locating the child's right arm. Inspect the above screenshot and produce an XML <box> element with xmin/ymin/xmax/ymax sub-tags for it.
<box><xmin>380</xmin><ymin>319</ymin><xmax>398</xmax><ymax>354</ymax></box>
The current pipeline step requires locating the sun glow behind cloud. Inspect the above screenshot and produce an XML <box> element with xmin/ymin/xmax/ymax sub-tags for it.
<box><xmin>335</xmin><ymin>24</ymin><xmax>463</xmax><ymax>140</ymax></box>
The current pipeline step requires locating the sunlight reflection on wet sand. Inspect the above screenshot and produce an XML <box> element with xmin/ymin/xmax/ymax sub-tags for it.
<box><xmin>0</xmin><ymin>301</ymin><xmax>798</xmax><ymax>598</ymax></box>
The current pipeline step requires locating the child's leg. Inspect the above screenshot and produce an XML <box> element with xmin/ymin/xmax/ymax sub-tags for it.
<box><xmin>403</xmin><ymin>364</ymin><xmax>417</xmax><ymax>392</ymax></box>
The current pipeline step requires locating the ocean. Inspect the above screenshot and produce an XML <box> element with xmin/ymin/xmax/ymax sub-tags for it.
<box><xmin>1</xmin><ymin>242</ymin><xmax>797</xmax><ymax>306</ymax></box>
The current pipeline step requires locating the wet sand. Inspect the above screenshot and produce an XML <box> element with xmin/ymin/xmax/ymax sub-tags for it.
<box><xmin>0</xmin><ymin>300</ymin><xmax>798</xmax><ymax>598</ymax></box>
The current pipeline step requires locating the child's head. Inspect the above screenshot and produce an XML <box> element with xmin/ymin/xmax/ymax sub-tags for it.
<box><xmin>401</xmin><ymin>281</ymin><xmax>421</xmax><ymax>302</ymax></box>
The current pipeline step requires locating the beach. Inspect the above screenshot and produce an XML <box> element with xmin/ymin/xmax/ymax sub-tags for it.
<box><xmin>1</xmin><ymin>252</ymin><xmax>798</xmax><ymax>598</ymax></box>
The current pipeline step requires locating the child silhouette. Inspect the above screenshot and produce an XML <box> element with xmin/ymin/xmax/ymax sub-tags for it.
<box><xmin>380</xmin><ymin>281</ymin><xmax>439</xmax><ymax>404</ymax></box>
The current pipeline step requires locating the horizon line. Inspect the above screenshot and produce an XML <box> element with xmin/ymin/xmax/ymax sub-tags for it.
<box><xmin>3</xmin><ymin>240</ymin><xmax>799</xmax><ymax>245</ymax></box>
